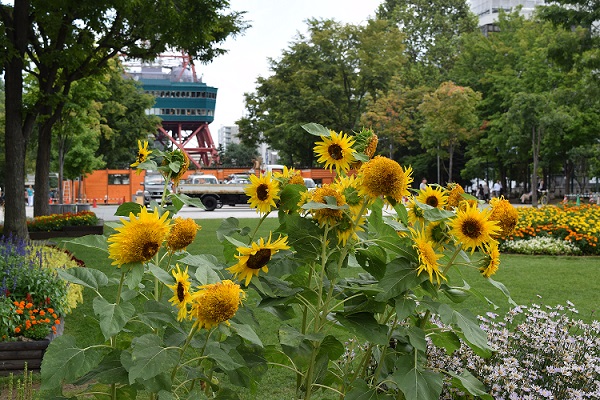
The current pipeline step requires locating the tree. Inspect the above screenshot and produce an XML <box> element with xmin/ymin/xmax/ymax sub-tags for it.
<box><xmin>418</xmin><ymin>81</ymin><xmax>481</xmax><ymax>183</ymax></box>
<box><xmin>376</xmin><ymin>0</ymin><xmax>478</xmax><ymax>86</ymax></box>
<box><xmin>237</xmin><ymin>18</ymin><xmax>405</xmax><ymax>167</ymax></box>
<box><xmin>0</xmin><ymin>1</ymin><xmax>247</xmax><ymax>238</ymax></box>
<box><xmin>219</xmin><ymin>142</ymin><xmax>259</xmax><ymax>167</ymax></box>
<box><xmin>96</xmin><ymin>62</ymin><xmax>160</xmax><ymax>169</ymax></box>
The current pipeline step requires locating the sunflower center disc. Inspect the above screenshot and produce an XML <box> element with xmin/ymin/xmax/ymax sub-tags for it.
<box><xmin>328</xmin><ymin>144</ymin><xmax>344</xmax><ymax>160</ymax></box>
<box><xmin>247</xmin><ymin>248</ymin><xmax>272</xmax><ymax>270</ymax></box>
<box><xmin>461</xmin><ymin>219</ymin><xmax>482</xmax><ymax>239</ymax></box>
<box><xmin>141</xmin><ymin>241</ymin><xmax>160</xmax><ymax>260</ymax></box>
<box><xmin>257</xmin><ymin>184</ymin><xmax>269</xmax><ymax>201</ymax></box>
<box><xmin>177</xmin><ymin>282</ymin><xmax>186</xmax><ymax>302</ymax></box>
<box><xmin>426</xmin><ymin>196</ymin><xmax>439</xmax><ymax>208</ymax></box>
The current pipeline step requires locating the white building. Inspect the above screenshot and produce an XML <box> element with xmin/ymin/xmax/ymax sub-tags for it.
<box><xmin>217</xmin><ymin>125</ymin><xmax>240</xmax><ymax>151</ymax></box>
<box><xmin>470</xmin><ymin>0</ymin><xmax>545</xmax><ymax>33</ymax></box>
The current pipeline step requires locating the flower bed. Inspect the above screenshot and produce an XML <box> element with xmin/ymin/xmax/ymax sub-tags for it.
<box><xmin>27</xmin><ymin>211</ymin><xmax>99</xmax><ymax>232</ymax></box>
<box><xmin>503</xmin><ymin>204</ymin><xmax>600</xmax><ymax>255</ymax></box>
<box><xmin>0</xmin><ymin>237</ymin><xmax>83</xmax><ymax>359</ymax></box>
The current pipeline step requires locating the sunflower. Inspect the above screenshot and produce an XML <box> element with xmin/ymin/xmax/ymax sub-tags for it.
<box><xmin>166</xmin><ymin>217</ymin><xmax>200</xmax><ymax>252</ymax></box>
<box><xmin>407</xmin><ymin>197</ymin><xmax>426</xmax><ymax>226</ymax></box>
<box><xmin>334</xmin><ymin>212</ymin><xmax>365</xmax><ymax>246</ymax></box>
<box><xmin>108</xmin><ymin>207</ymin><xmax>171</xmax><ymax>266</ymax></box>
<box><xmin>307</xmin><ymin>184</ymin><xmax>347</xmax><ymax>227</ymax></box>
<box><xmin>445</xmin><ymin>183</ymin><xmax>465</xmax><ymax>209</ymax></box>
<box><xmin>131</xmin><ymin>140</ymin><xmax>152</xmax><ymax>170</ymax></box>
<box><xmin>416</xmin><ymin>186</ymin><xmax>447</xmax><ymax>209</ymax></box>
<box><xmin>314</xmin><ymin>130</ymin><xmax>356</xmax><ymax>173</ymax></box>
<box><xmin>449</xmin><ymin>202</ymin><xmax>500</xmax><ymax>253</ymax></box>
<box><xmin>275</xmin><ymin>166</ymin><xmax>305</xmax><ymax>186</ymax></box>
<box><xmin>479</xmin><ymin>242</ymin><xmax>500</xmax><ymax>278</ymax></box>
<box><xmin>227</xmin><ymin>234</ymin><xmax>290</xmax><ymax>286</ymax></box>
<box><xmin>411</xmin><ymin>228</ymin><xmax>446</xmax><ymax>285</ymax></box>
<box><xmin>358</xmin><ymin>156</ymin><xmax>413</xmax><ymax>205</ymax></box>
<box><xmin>170</xmin><ymin>150</ymin><xmax>190</xmax><ymax>188</ymax></box>
<box><xmin>190</xmin><ymin>280</ymin><xmax>245</xmax><ymax>330</ymax></box>
<box><xmin>245</xmin><ymin>173</ymin><xmax>280</xmax><ymax>214</ymax></box>
<box><xmin>166</xmin><ymin>265</ymin><xmax>193</xmax><ymax>321</ymax></box>
<box><xmin>350</xmin><ymin>128</ymin><xmax>378</xmax><ymax>168</ymax></box>
<box><xmin>425</xmin><ymin>221</ymin><xmax>449</xmax><ymax>248</ymax></box>
<box><xmin>488</xmin><ymin>197</ymin><xmax>518</xmax><ymax>239</ymax></box>
<box><xmin>334</xmin><ymin>175</ymin><xmax>365</xmax><ymax>216</ymax></box>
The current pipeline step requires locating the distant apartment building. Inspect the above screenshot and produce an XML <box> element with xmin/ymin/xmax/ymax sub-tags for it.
<box><xmin>471</xmin><ymin>0</ymin><xmax>545</xmax><ymax>34</ymax></box>
<box><xmin>217</xmin><ymin>125</ymin><xmax>240</xmax><ymax>151</ymax></box>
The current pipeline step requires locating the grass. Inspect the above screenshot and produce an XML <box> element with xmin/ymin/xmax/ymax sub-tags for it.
<box><xmin>12</xmin><ymin>217</ymin><xmax>600</xmax><ymax>399</ymax></box>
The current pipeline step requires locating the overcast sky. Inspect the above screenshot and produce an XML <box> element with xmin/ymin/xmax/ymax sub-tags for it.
<box><xmin>200</xmin><ymin>0</ymin><xmax>382</xmax><ymax>141</ymax></box>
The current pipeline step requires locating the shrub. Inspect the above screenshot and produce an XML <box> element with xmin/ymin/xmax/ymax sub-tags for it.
<box><xmin>0</xmin><ymin>236</ymin><xmax>83</xmax><ymax>341</ymax></box>
<box><xmin>427</xmin><ymin>303</ymin><xmax>600</xmax><ymax>399</ymax></box>
<box><xmin>26</xmin><ymin>211</ymin><xmax>98</xmax><ymax>232</ymax></box>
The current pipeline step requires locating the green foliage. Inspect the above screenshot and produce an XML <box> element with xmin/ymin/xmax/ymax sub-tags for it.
<box><xmin>237</xmin><ymin>18</ymin><xmax>405</xmax><ymax>166</ymax></box>
<box><xmin>219</xmin><ymin>142</ymin><xmax>259</xmax><ymax>168</ymax></box>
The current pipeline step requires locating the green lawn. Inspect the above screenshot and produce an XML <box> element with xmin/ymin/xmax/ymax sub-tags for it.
<box><xmin>38</xmin><ymin>218</ymin><xmax>600</xmax><ymax>398</ymax></box>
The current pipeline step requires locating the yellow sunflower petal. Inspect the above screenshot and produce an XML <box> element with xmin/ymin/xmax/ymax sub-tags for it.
<box><xmin>107</xmin><ymin>207</ymin><xmax>171</xmax><ymax>266</ymax></box>
<box><xmin>314</xmin><ymin>130</ymin><xmax>356</xmax><ymax>173</ymax></box>
<box><xmin>449</xmin><ymin>202</ymin><xmax>500</xmax><ymax>253</ymax></box>
<box><xmin>227</xmin><ymin>234</ymin><xmax>290</xmax><ymax>286</ymax></box>
<box><xmin>190</xmin><ymin>280</ymin><xmax>245</xmax><ymax>330</ymax></box>
<box><xmin>245</xmin><ymin>173</ymin><xmax>280</xmax><ymax>214</ymax></box>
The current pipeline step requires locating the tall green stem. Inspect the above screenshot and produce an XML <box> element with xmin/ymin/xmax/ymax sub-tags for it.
<box><xmin>110</xmin><ymin>271</ymin><xmax>126</xmax><ymax>400</ymax></box>
<box><xmin>248</xmin><ymin>212</ymin><xmax>271</xmax><ymax>243</ymax></box>
<box><xmin>442</xmin><ymin>243</ymin><xmax>463</xmax><ymax>277</ymax></box>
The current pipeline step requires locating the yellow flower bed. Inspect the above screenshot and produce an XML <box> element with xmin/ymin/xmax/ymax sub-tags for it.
<box><xmin>506</xmin><ymin>204</ymin><xmax>600</xmax><ymax>255</ymax></box>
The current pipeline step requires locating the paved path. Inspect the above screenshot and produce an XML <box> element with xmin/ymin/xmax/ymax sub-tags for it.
<box><xmin>2</xmin><ymin>204</ymin><xmax>272</xmax><ymax>223</ymax></box>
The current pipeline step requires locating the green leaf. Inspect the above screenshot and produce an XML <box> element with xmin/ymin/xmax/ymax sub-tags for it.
<box><xmin>375</xmin><ymin>258</ymin><xmax>424</xmax><ymax>301</ymax></box>
<box><xmin>216</xmin><ymin>217</ymin><xmax>244</xmax><ymax>241</ymax></box>
<box><xmin>279</xmin><ymin>213</ymin><xmax>323</xmax><ymax>261</ymax></box>
<box><xmin>395</xmin><ymin>296</ymin><xmax>417</xmax><ymax>321</ymax></box>
<box><xmin>73</xmin><ymin>349</ymin><xmax>129</xmax><ymax>385</ymax></box>
<box><xmin>448</xmin><ymin>370</ymin><xmax>493</xmax><ymax>399</ymax></box>
<box><xmin>125</xmin><ymin>263</ymin><xmax>144</xmax><ymax>290</ymax></box>
<box><xmin>179</xmin><ymin>254</ymin><xmax>221</xmax><ymax>284</ymax></box>
<box><xmin>423</xmin><ymin>207</ymin><xmax>455</xmax><ymax>222</ymax></box>
<box><xmin>93</xmin><ymin>297</ymin><xmax>136</xmax><ymax>340</ymax></box>
<box><xmin>205</xmin><ymin>344</ymin><xmax>243</xmax><ymax>371</ymax></box>
<box><xmin>392</xmin><ymin>355</ymin><xmax>443</xmax><ymax>400</ymax></box>
<box><xmin>487</xmin><ymin>277</ymin><xmax>517</xmax><ymax>306</ymax></box>
<box><xmin>301</xmin><ymin>122</ymin><xmax>330</xmax><ymax>136</ymax></box>
<box><xmin>429</xmin><ymin>331</ymin><xmax>461</xmax><ymax>355</ymax></box>
<box><xmin>229</xmin><ymin>321</ymin><xmax>263</xmax><ymax>347</ymax></box>
<box><xmin>149</xmin><ymin>264</ymin><xmax>175</xmax><ymax>285</ymax></box>
<box><xmin>115</xmin><ymin>202</ymin><xmax>143</xmax><ymax>217</ymax></box>
<box><xmin>56</xmin><ymin>267</ymin><xmax>108</xmax><ymax>290</ymax></box>
<box><xmin>301</xmin><ymin>200</ymin><xmax>348</xmax><ymax>210</ymax></box>
<box><xmin>334</xmin><ymin>312</ymin><xmax>388</xmax><ymax>346</ymax></box>
<box><xmin>453</xmin><ymin>309</ymin><xmax>493</xmax><ymax>357</ymax></box>
<box><xmin>355</xmin><ymin>245</ymin><xmax>388</xmax><ymax>280</ymax></box>
<box><xmin>129</xmin><ymin>334</ymin><xmax>179</xmax><ymax>383</ymax></box>
<box><xmin>318</xmin><ymin>335</ymin><xmax>345</xmax><ymax>361</ymax></box>
<box><xmin>345</xmin><ymin>379</ymin><xmax>392</xmax><ymax>400</ymax></box>
<box><xmin>393</xmin><ymin>203</ymin><xmax>409</xmax><ymax>226</ymax></box>
<box><xmin>171</xmin><ymin>192</ymin><xmax>205</xmax><ymax>209</ymax></box>
<box><xmin>279</xmin><ymin>183</ymin><xmax>305</xmax><ymax>213</ymax></box>
<box><xmin>441</xmin><ymin>285</ymin><xmax>470</xmax><ymax>303</ymax></box>
<box><xmin>40</xmin><ymin>335</ymin><xmax>107</xmax><ymax>390</ymax></box>
<box><xmin>64</xmin><ymin>235</ymin><xmax>109</xmax><ymax>253</ymax></box>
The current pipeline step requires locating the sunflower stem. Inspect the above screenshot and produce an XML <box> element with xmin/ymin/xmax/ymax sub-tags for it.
<box><xmin>110</xmin><ymin>271</ymin><xmax>126</xmax><ymax>400</ymax></box>
<box><xmin>171</xmin><ymin>324</ymin><xmax>200</xmax><ymax>383</ymax></box>
<box><xmin>442</xmin><ymin>243</ymin><xmax>463</xmax><ymax>278</ymax></box>
<box><xmin>160</xmin><ymin>171</ymin><xmax>172</xmax><ymax>209</ymax></box>
<box><xmin>249</xmin><ymin>212</ymin><xmax>271</xmax><ymax>243</ymax></box>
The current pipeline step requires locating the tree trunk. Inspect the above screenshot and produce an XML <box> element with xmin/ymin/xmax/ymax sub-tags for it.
<box><xmin>448</xmin><ymin>143</ymin><xmax>454</xmax><ymax>183</ymax></box>
<box><xmin>2</xmin><ymin>0</ymin><xmax>32</xmax><ymax>238</ymax></box>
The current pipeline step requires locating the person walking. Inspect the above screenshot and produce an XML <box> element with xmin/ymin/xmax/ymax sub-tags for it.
<box><xmin>492</xmin><ymin>181</ymin><xmax>502</xmax><ymax>198</ymax></box>
<box><xmin>419</xmin><ymin>178</ymin><xmax>428</xmax><ymax>191</ymax></box>
<box><xmin>482</xmin><ymin>182</ymin><xmax>490</xmax><ymax>202</ymax></box>
<box><xmin>27</xmin><ymin>185</ymin><xmax>34</xmax><ymax>207</ymax></box>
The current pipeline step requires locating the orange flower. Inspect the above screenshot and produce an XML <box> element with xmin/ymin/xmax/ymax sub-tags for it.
<box><xmin>25</xmin><ymin>303</ymin><xmax>33</xmax><ymax>309</ymax></box>
<box><xmin>52</xmin><ymin>313</ymin><xmax>57</xmax><ymax>319</ymax></box>
<box><xmin>52</xmin><ymin>326</ymin><xmax>57</xmax><ymax>333</ymax></box>
<box><xmin>16</xmin><ymin>309</ymin><xmax>23</xmax><ymax>315</ymax></box>
<box><xmin>47</xmin><ymin>308</ymin><xmax>54</xmax><ymax>313</ymax></box>
<box><xmin>25</xmin><ymin>320</ymin><xmax>31</xmax><ymax>329</ymax></box>
<box><xmin>39</xmin><ymin>310</ymin><xmax>45</xmax><ymax>316</ymax></box>
<box><xmin>14</xmin><ymin>327</ymin><xmax>21</xmax><ymax>334</ymax></box>
<box><xmin>55</xmin><ymin>319</ymin><xmax>61</xmax><ymax>325</ymax></box>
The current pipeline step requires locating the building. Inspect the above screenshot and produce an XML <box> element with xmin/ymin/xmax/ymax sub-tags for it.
<box><xmin>217</xmin><ymin>125</ymin><xmax>240</xmax><ymax>151</ymax></box>
<box><xmin>127</xmin><ymin>54</ymin><xmax>220</xmax><ymax>168</ymax></box>
<box><xmin>471</xmin><ymin>0</ymin><xmax>545</xmax><ymax>34</ymax></box>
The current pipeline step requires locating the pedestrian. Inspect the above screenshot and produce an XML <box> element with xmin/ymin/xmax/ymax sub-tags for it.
<box><xmin>492</xmin><ymin>181</ymin><xmax>502</xmax><ymax>198</ymax></box>
<box><xmin>419</xmin><ymin>178</ymin><xmax>428</xmax><ymax>191</ymax></box>
<box><xmin>482</xmin><ymin>182</ymin><xmax>490</xmax><ymax>202</ymax></box>
<box><xmin>476</xmin><ymin>184</ymin><xmax>483</xmax><ymax>200</ymax></box>
<box><xmin>27</xmin><ymin>185</ymin><xmax>34</xmax><ymax>207</ymax></box>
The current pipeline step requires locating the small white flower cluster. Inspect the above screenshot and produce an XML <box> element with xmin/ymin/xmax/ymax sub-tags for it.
<box><xmin>427</xmin><ymin>303</ymin><xmax>600</xmax><ymax>399</ymax></box>
<box><xmin>500</xmin><ymin>237</ymin><xmax>582</xmax><ymax>255</ymax></box>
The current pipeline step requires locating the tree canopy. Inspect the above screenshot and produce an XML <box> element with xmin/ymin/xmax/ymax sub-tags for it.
<box><xmin>237</xmin><ymin>18</ymin><xmax>405</xmax><ymax>167</ymax></box>
<box><xmin>1</xmin><ymin>0</ymin><xmax>248</xmax><ymax>237</ymax></box>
